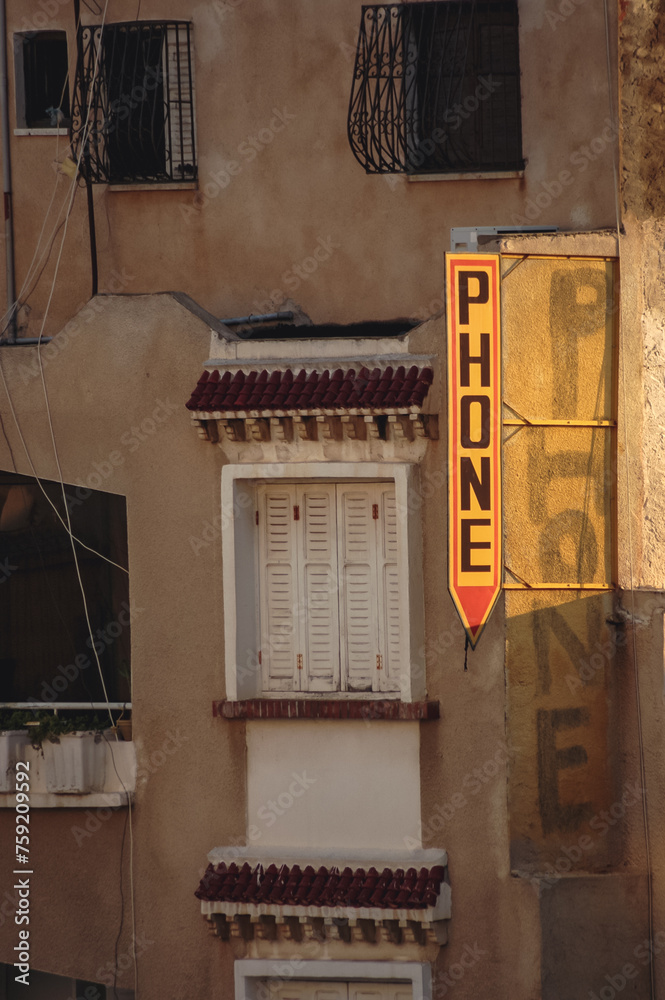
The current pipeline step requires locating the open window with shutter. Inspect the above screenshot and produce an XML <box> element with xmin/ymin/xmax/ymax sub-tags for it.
<box><xmin>223</xmin><ymin>463</ymin><xmax>425</xmax><ymax>703</ymax></box>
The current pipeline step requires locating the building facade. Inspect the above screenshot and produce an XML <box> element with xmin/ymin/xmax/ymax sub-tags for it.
<box><xmin>0</xmin><ymin>1</ymin><xmax>664</xmax><ymax>998</ymax></box>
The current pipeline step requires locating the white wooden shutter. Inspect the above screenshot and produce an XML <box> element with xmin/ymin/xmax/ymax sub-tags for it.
<box><xmin>298</xmin><ymin>486</ymin><xmax>340</xmax><ymax>692</ymax></box>
<box><xmin>164</xmin><ymin>25</ymin><xmax>196</xmax><ymax>179</ymax></box>
<box><xmin>337</xmin><ymin>487</ymin><xmax>379</xmax><ymax>692</ymax></box>
<box><xmin>259</xmin><ymin>486</ymin><xmax>300</xmax><ymax>691</ymax></box>
<box><xmin>376</xmin><ymin>487</ymin><xmax>402</xmax><ymax>693</ymax></box>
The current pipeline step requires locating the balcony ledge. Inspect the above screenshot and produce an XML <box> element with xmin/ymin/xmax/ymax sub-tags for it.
<box><xmin>0</xmin><ymin>733</ymin><xmax>135</xmax><ymax>808</ymax></box>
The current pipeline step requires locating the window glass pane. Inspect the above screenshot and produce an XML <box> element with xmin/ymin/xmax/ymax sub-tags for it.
<box><xmin>102</xmin><ymin>24</ymin><xmax>167</xmax><ymax>182</ymax></box>
<box><xmin>0</xmin><ymin>473</ymin><xmax>130</xmax><ymax>704</ymax></box>
<box><xmin>23</xmin><ymin>32</ymin><xmax>70</xmax><ymax>128</ymax></box>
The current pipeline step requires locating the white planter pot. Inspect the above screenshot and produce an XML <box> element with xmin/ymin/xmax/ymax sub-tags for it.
<box><xmin>42</xmin><ymin>732</ymin><xmax>107</xmax><ymax>794</ymax></box>
<box><xmin>0</xmin><ymin>730</ymin><xmax>29</xmax><ymax>793</ymax></box>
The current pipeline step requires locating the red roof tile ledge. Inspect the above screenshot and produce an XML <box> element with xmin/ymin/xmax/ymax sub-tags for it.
<box><xmin>214</xmin><ymin>699</ymin><xmax>440</xmax><ymax>721</ymax></box>
<box><xmin>196</xmin><ymin>847</ymin><xmax>451</xmax><ymax>928</ymax></box>
<box><xmin>186</xmin><ymin>364</ymin><xmax>434</xmax><ymax>415</ymax></box>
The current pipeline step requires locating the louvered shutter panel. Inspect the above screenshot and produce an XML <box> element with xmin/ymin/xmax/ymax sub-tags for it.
<box><xmin>299</xmin><ymin>486</ymin><xmax>340</xmax><ymax>692</ymax></box>
<box><xmin>259</xmin><ymin>486</ymin><xmax>300</xmax><ymax>691</ymax></box>
<box><xmin>268</xmin><ymin>983</ymin><xmax>348</xmax><ymax>1000</ymax></box>
<box><xmin>376</xmin><ymin>487</ymin><xmax>402</xmax><ymax>692</ymax></box>
<box><xmin>350</xmin><ymin>987</ymin><xmax>413</xmax><ymax>1000</ymax></box>
<box><xmin>164</xmin><ymin>24</ymin><xmax>196</xmax><ymax>180</ymax></box>
<box><xmin>337</xmin><ymin>487</ymin><xmax>379</xmax><ymax>692</ymax></box>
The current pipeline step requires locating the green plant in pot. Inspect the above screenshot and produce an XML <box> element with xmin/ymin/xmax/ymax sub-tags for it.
<box><xmin>0</xmin><ymin>710</ymin><xmax>112</xmax><ymax>750</ymax></box>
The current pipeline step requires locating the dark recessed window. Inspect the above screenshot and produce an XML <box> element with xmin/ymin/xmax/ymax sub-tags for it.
<box><xmin>0</xmin><ymin>473</ymin><xmax>130</xmax><ymax>706</ymax></box>
<box><xmin>15</xmin><ymin>31</ymin><xmax>71</xmax><ymax>129</ymax></box>
<box><xmin>348</xmin><ymin>1</ymin><xmax>524</xmax><ymax>175</ymax></box>
<box><xmin>71</xmin><ymin>21</ymin><xmax>196</xmax><ymax>185</ymax></box>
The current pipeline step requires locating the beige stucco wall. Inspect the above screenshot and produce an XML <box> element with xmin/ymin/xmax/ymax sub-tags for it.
<box><xmin>0</xmin><ymin>293</ymin><xmax>532</xmax><ymax>999</ymax></box>
<box><xmin>1</xmin><ymin>0</ymin><xmax>663</xmax><ymax>996</ymax></box>
<box><xmin>0</xmin><ymin>295</ymin><xmax>245</xmax><ymax>996</ymax></box>
<box><xmin>2</xmin><ymin>0</ymin><xmax>617</xmax><ymax>343</ymax></box>
<box><xmin>0</xmin><ymin>274</ymin><xmax>659</xmax><ymax>998</ymax></box>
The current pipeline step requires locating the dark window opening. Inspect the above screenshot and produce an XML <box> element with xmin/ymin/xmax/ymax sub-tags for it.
<box><xmin>71</xmin><ymin>20</ymin><xmax>196</xmax><ymax>184</ymax></box>
<box><xmin>103</xmin><ymin>24</ymin><xmax>167</xmax><ymax>182</ymax></box>
<box><xmin>17</xmin><ymin>31</ymin><xmax>70</xmax><ymax>129</ymax></box>
<box><xmin>231</xmin><ymin>319</ymin><xmax>419</xmax><ymax>340</ymax></box>
<box><xmin>348</xmin><ymin>1</ymin><xmax>524</xmax><ymax>175</ymax></box>
<box><xmin>0</xmin><ymin>473</ymin><xmax>130</xmax><ymax>706</ymax></box>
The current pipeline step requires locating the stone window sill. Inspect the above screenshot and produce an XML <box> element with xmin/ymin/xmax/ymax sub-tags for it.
<box><xmin>108</xmin><ymin>181</ymin><xmax>198</xmax><ymax>192</ymax></box>
<box><xmin>214</xmin><ymin>699</ymin><xmax>439</xmax><ymax>720</ymax></box>
<box><xmin>14</xmin><ymin>128</ymin><xmax>69</xmax><ymax>136</ymax></box>
<box><xmin>407</xmin><ymin>169</ymin><xmax>524</xmax><ymax>182</ymax></box>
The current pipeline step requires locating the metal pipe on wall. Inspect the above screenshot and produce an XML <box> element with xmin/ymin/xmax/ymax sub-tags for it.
<box><xmin>0</xmin><ymin>0</ymin><xmax>16</xmax><ymax>342</ymax></box>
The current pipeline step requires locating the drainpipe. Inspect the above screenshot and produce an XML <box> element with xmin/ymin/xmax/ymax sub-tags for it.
<box><xmin>0</xmin><ymin>0</ymin><xmax>16</xmax><ymax>342</ymax></box>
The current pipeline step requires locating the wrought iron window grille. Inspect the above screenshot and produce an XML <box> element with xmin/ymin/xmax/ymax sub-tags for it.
<box><xmin>71</xmin><ymin>20</ymin><xmax>196</xmax><ymax>185</ymax></box>
<box><xmin>348</xmin><ymin>1</ymin><xmax>524</xmax><ymax>175</ymax></box>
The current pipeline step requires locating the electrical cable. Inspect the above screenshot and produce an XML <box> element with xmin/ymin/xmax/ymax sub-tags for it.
<box><xmin>0</xmin><ymin>0</ymin><xmax>144</xmax><ymax>1000</ymax></box>
<box><xmin>0</xmin><ymin>360</ymin><xmax>128</xmax><ymax>573</ymax></box>
<box><xmin>54</xmin><ymin>6</ymin><xmax>138</xmax><ymax>994</ymax></box>
<box><xmin>1</xmin><ymin>2</ymin><xmax>139</xmax><ymax>990</ymax></box>
<box><xmin>0</xmin><ymin>47</ymin><xmax>76</xmax><ymax>338</ymax></box>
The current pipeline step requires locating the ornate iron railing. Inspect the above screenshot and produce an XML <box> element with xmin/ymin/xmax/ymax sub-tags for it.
<box><xmin>71</xmin><ymin>20</ymin><xmax>196</xmax><ymax>184</ymax></box>
<box><xmin>348</xmin><ymin>1</ymin><xmax>524</xmax><ymax>175</ymax></box>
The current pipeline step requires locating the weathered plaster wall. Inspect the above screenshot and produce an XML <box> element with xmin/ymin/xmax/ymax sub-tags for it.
<box><xmin>0</xmin><ymin>295</ymin><xmax>246</xmax><ymax>997</ymax></box>
<box><xmin>619</xmin><ymin>0</ymin><xmax>665</xmax><ymax>590</ymax></box>
<box><xmin>1</xmin><ymin>0</ymin><xmax>617</xmax><ymax>342</ymax></box>
<box><xmin>616</xmin><ymin>4</ymin><xmax>665</xmax><ymax>992</ymax></box>
<box><xmin>0</xmin><ymin>295</ymin><xmax>529</xmax><ymax>999</ymax></box>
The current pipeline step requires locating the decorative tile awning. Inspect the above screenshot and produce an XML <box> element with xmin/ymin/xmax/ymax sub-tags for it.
<box><xmin>185</xmin><ymin>366</ymin><xmax>437</xmax><ymax>443</ymax></box>
<box><xmin>196</xmin><ymin>859</ymin><xmax>450</xmax><ymax>945</ymax></box>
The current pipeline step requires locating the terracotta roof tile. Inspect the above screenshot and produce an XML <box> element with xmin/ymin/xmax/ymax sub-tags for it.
<box><xmin>195</xmin><ymin>861</ymin><xmax>446</xmax><ymax>910</ymax></box>
<box><xmin>186</xmin><ymin>365</ymin><xmax>432</xmax><ymax>413</ymax></box>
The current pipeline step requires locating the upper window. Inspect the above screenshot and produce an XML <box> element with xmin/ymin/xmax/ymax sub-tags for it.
<box><xmin>222</xmin><ymin>463</ymin><xmax>426</xmax><ymax>703</ymax></box>
<box><xmin>0</xmin><ymin>472</ymin><xmax>130</xmax><ymax>706</ymax></box>
<box><xmin>348</xmin><ymin>1</ymin><xmax>524</xmax><ymax>175</ymax></box>
<box><xmin>14</xmin><ymin>31</ymin><xmax>71</xmax><ymax>129</ymax></box>
<box><xmin>71</xmin><ymin>21</ymin><xmax>196</xmax><ymax>184</ymax></box>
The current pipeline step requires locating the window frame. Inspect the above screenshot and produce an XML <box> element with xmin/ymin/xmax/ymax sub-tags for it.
<box><xmin>234</xmin><ymin>961</ymin><xmax>431</xmax><ymax>1000</ymax></box>
<box><xmin>347</xmin><ymin>0</ymin><xmax>524</xmax><ymax>177</ymax></box>
<box><xmin>257</xmin><ymin>481</ymin><xmax>403</xmax><ymax>695</ymax></box>
<box><xmin>222</xmin><ymin>463</ymin><xmax>426</xmax><ymax>703</ymax></box>
<box><xmin>71</xmin><ymin>19</ymin><xmax>197</xmax><ymax>186</ymax></box>
<box><xmin>13</xmin><ymin>30</ymin><xmax>71</xmax><ymax>132</ymax></box>
<box><xmin>0</xmin><ymin>471</ymin><xmax>131</xmax><ymax>710</ymax></box>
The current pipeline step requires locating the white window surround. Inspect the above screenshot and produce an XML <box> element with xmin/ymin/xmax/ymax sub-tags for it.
<box><xmin>234</xmin><ymin>960</ymin><xmax>431</xmax><ymax>1000</ymax></box>
<box><xmin>222</xmin><ymin>463</ymin><xmax>426</xmax><ymax>703</ymax></box>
